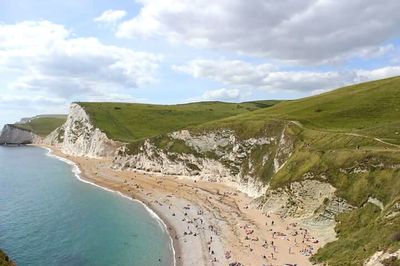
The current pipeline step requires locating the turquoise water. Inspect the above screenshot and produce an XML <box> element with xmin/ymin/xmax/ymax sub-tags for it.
<box><xmin>0</xmin><ymin>146</ymin><xmax>174</xmax><ymax>266</ymax></box>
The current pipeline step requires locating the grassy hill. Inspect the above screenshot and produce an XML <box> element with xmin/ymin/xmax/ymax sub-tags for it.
<box><xmin>14</xmin><ymin>115</ymin><xmax>67</xmax><ymax>137</ymax></box>
<box><xmin>200</xmin><ymin>76</ymin><xmax>400</xmax><ymax>144</ymax></box>
<box><xmin>79</xmin><ymin>100</ymin><xmax>280</xmax><ymax>143</ymax></box>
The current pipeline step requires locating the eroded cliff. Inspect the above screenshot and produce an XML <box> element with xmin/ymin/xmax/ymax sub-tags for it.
<box><xmin>0</xmin><ymin>124</ymin><xmax>40</xmax><ymax>145</ymax></box>
<box><xmin>44</xmin><ymin>103</ymin><xmax>122</xmax><ymax>158</ymax></box>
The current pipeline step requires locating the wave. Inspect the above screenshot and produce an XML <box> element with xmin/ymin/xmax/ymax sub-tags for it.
<box><xmin>42</xmin><ymin>147</ymin><xmax>176</xmax><ymax>266</ymax></box>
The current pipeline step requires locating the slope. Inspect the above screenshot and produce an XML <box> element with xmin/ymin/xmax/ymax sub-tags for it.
<box><xmin>13</xmin><ymin>115</ymin><xmax>67</xmax><ymax>137</ymax></box>
<box><xmin>202</xmin><ymin>76</ymin><xmax>400</xmax><ymax>144</ymax></box>
<box><xmin>79</xmin><ymin>100</ymin><xmax>280</xmax><ymax>143</ymax></box>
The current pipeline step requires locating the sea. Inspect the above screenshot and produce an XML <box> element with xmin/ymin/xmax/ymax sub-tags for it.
<box><xmin>0</xmin><ymin>146</ymin><xmax>174</xmax><ymax>266</ymax></box>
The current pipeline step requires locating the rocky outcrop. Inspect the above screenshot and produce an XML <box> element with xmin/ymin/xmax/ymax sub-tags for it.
<box><xmin>44</xmin><ymin>103</ymin><xmax>122</xmax><ymax>158</ymax></box>
<box><xmin>114</xmin><ymin>126</ymin><xmax>294</xmax><ymax>197</ymax></box>
<box><xmin>365</xmin><ymin>249</ymin><xmax>400</xmax><ymax>266</ymax></box>
<box><xmin>0</xmin><ymin>249</ymin><xmax>16</xmax><ymax>266</ymax></box>
<box><xmin>260</xmin><ymin>179</ymin><xmax>355</xmax><ymax>243</ymax></box>
<box><xmin>0</xmin><ymin>124</ymin><xmax>41</xmax><ymax>145</ymax></box>
<box><xmin>262</xmin><ymin>180</ymin><xmax>354</xmax><ymax>221</ymax></box>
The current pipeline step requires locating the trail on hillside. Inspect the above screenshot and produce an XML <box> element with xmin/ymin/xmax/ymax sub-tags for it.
<box><xmin>289</xmin><ymin>120</ymin><xmax>400</xmax><ymax>149</ymax></box>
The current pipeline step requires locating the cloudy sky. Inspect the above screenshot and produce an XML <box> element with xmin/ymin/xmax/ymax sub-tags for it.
<box><xmin>1</xmin><ymin>0</ymin><xmax>400</xmax><ymax>126</ymax></box>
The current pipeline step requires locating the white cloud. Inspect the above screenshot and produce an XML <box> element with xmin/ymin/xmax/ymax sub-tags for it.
<box><xmin>94</xmin><ymin>10</ymin><xmax>127</xmax><ymax>23</ymax></box>
<box><xmin>189</xmin><ymin>88</ymin><xmax>241</xmax><ymax>102</ymax></box>
<box><xmin>356</xmin><ymin>66</ymin><xmax>400</xmax><ymax>82</ymax></box>
<box><xmin>173</xmin><ymin>60</ymin><xmax>276</xmax><ymax>87</ymax></box>
<box><xmin>116</xmin><ymin>0</ymin><xmax>400</xmax><ymax>63</ymax></box>
<box><xmin>174</xmin><ymin>59</ymin><xmax>400</xmax><ymax>94</ymax></box>
<box><xmin>0</xmin><ymin>21</ymin><xmax>161</xmax><ymax>104</ymax></box>
<box><xmin>0</xmin><ymin>20</ymin><xmax>162</xmax><ymax>126</ymax></box>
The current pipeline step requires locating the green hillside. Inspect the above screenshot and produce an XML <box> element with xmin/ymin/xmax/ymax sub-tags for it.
<box><xmin>203</xmin><ymin>76</ymin><xmax>400</xmax><ymax>144</ymax></box>
<box><xmin>79</xmin><ymin>100</ymin><xmax>280</xmax><ymax>143</ymax></box>
<box><xmin>14</xmin><ymin>115</ymin><xmax>67</xmax><ymax>137</ymax></box>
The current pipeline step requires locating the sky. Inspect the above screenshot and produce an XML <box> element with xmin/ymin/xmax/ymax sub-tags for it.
<box><xmin>1</xmin><ymin>0</ymin><xmax>400</xmax><ymax>126</ymax></box>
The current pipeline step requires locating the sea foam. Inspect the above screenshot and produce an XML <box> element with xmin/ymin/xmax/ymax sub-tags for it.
<box><xmin>43</xmin><ymin>147</ymin><xmax>176</xmax><ymax>266</ymax></box>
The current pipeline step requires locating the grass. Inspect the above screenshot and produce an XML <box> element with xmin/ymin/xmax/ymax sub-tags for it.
<box><xmin>210</xmin><ymin>76</ymin><xmax>400</xmax><ymax>144</ymax></box>
<box><xmin>14</xmin><ymin>115</ymin><xmax>67</xmax><ymax>137</ymax></box>
<box><xmin>80</xmin><ymin>76</ymin><xmax>400</xmax><ymax>144</ymax></box>
<box><xmin>191</xmin><ymin>76</ymin><xmax>397</xmax><ymax>142</ymax></box>
<box><xmin>312</xmin><ymin>203</ymin><xmax>400</xmax><ymax>266</ymax></box>
<box><xmin>79</xmin><ymin>100</ymin><xmax>280</xmax><ymax>143</ymax></box>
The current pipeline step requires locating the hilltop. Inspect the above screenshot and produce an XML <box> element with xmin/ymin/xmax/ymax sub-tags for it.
<box><xmin>194</xmin><ymin>76</ymin><xmax>400</xmax><ymax>144</ymax></box>
<box><xmin>79</xmin><ymin>100</ymin><xmax>280</xmax><ymax>143</ymax></box>
<box><xmin>13</xmin><ymin>115</ymin><xmax>67</xmax><ymax>137</ymax></box>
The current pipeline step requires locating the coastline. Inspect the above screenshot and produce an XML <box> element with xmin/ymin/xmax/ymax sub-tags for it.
<box><xmin>37</xmin><ymin>144</ymin><xmax>324</xmax><ymax>266</ymax></box>
<box><xmin>41</xmin><ymin>145</ymin><xmax>179</xmax><ymax>266</ymax></box>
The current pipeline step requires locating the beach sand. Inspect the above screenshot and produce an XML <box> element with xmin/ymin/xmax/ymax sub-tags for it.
<box><xmin>45</xmin><ymin>146</ymin><xmax>322</xmax><ymax>266</ymax></box>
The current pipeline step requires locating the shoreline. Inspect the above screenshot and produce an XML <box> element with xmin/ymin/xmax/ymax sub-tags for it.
<box><xmin>41</xmin><ymin>145</ymin><xmax>180</xmax><ymax>266</ymax></box>
<box><xmin>35</xmin><ymin>144</ymin><xmax>324</xmax><ymax>266</ymax></box>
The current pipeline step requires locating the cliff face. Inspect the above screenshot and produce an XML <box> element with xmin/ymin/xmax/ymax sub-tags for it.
<box><xmin>365</xmin><ymin>249</ymin><xmax>400</xmax><ymax>266</ymax></box>
<box><xmin>0</xmin><ymin>124</ymin><xmax>41</xmax><ymax>145</ymax></box>
<box><xmin>113</xmin><ymin>126</ymin><xmax>294</xmax><ymax>197</ymax></box>
<box><xmin>44</xmin><ymin>103</ymin><xmax>122</xmax><ymax>158</ymax></box>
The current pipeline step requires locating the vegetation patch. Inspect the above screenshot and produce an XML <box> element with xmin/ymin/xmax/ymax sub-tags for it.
<box><xmin>0</xmin><ymin>249</ymin><xmax>15</xmax><ymax>266</ymax></box>
<box><xmin>312</xmin><ymin>203</ymin><xmax>400</xmax><ymax>266</ymax></box>
<box><xmin>79</xmin><ymin>100</ymin><xmax>280</xmax><ymax>143</ymax></box>
<box><xmin>14</xmin><ymin>115</ymin><xmax>67</xmax><ymax>137</ymax></box>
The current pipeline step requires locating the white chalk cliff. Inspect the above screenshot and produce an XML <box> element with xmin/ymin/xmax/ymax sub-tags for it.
<box><xmin>44</xmin><ymin>103</ymin><xmax>122</xmax><ymax>158</ymax></box>
<box><xmin>0</xmin><ymin>124</ymin><xmax>41</xmax><ymax>144</ymax></box>
<box><xmin>113</xmin><ymin>128</ymin><xmax>293</xmax><ymax>198</ymax></box>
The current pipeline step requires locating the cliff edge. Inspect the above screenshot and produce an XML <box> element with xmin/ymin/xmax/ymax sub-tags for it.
<box><xmin>44</xmin><ymin>103</ymin><xmax>122</xmax><ymax>158</ymax></box>
<box><xmin>0</xmin><ymin>124</ymin><xmax>40</xmax><ymax>145</ymax></box>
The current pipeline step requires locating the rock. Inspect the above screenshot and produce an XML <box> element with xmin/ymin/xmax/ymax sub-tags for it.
<box><xmin>364</xmin><ymin>249</ymin><xmax>400</xmax><ymax>266</ymax></box>
<box><xmin>0</xmin><ymin>124</ymin><xmax>41</xmax><ymax>145</ymax></box>
<box><xmin>113</xmin><ymin>125</ymin><xmax>294</xmax><ymax>198</ymax></box>
<box><xmin>44</xmin><ymin>103</ymin><xmax>123</xmax><ymax>158</ymax></box>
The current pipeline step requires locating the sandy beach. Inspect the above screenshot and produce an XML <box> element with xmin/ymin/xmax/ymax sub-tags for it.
<box><xmin>44</xmin><ymin>145</ymin><xmax>322</xmax><ymax>266</ymax></box>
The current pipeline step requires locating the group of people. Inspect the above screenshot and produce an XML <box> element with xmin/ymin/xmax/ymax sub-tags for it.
<box><xmin>239</xmin><ymin>215</ymin><xmax>319</xmax><ymax>266</ymax></box>
<box><xmin>125</xmin><ymin>174</ymin><xmax>320</xmax><ymax>266</ymax></box>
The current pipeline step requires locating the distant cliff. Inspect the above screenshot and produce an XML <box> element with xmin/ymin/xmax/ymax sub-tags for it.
<box><xmin>0</xmin><ymin>124</ymin><xmax>40</xmax><ymax>145</ymax></box>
